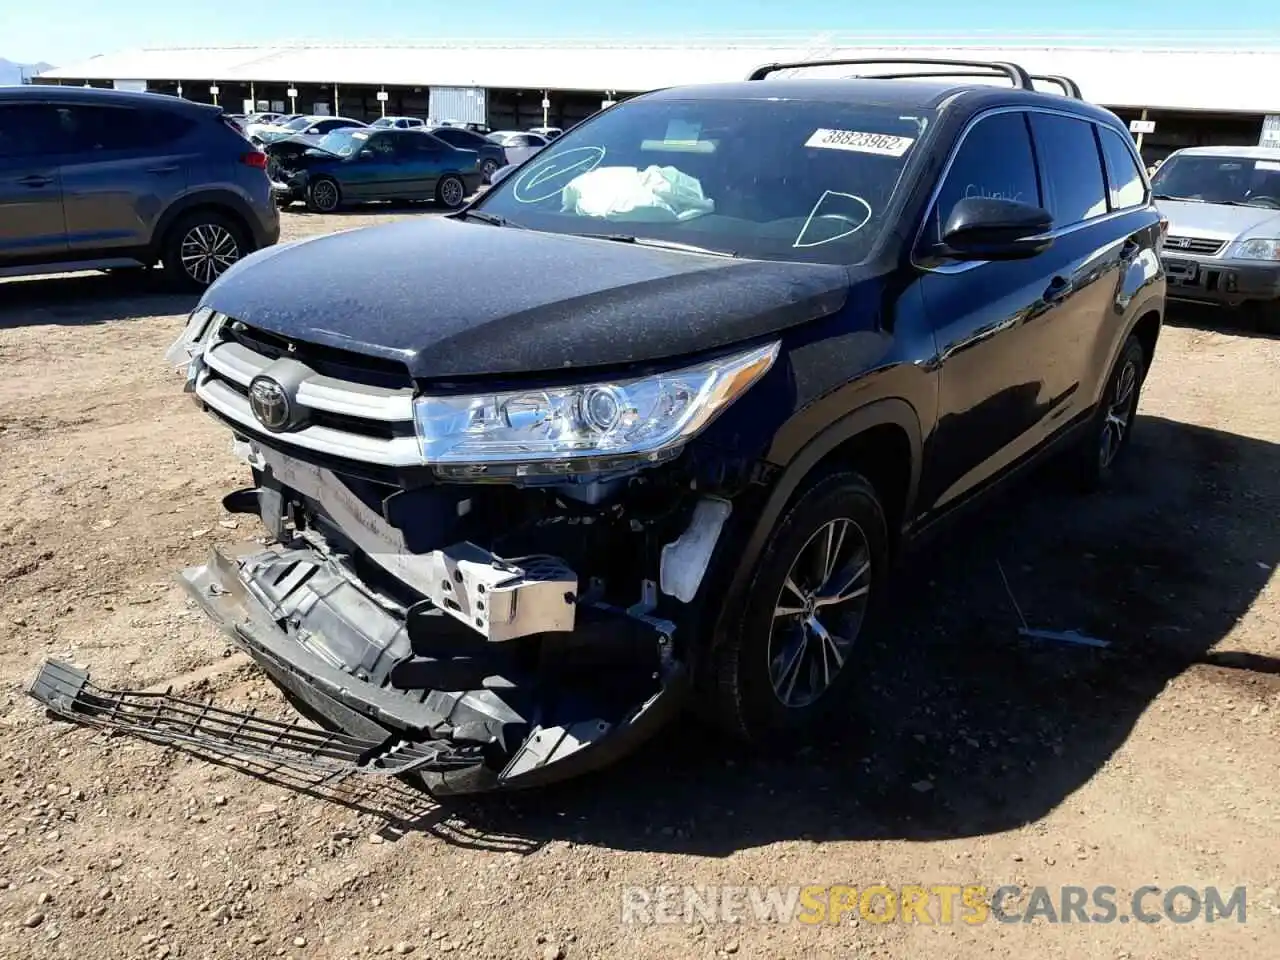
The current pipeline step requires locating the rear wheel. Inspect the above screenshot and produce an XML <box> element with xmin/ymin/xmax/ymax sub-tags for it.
<box><xmin>435</xmin><ymin>175</ymin><xmax>466</xmax><ymax>209</ymax></box>
<box><xmin>306</xmin><ymin>177</ymin><xmax>342</xmax><ymax>213</ymax></box>
<box><xmin>161</xmin><ymin>210</ymin><xmax>247</xmax><ymax>291</ymax></box>
<box><xmin>1073</xmin><ymin>333</ymin><xmax>1146</xmax><ymax>491</ymax></box>
<box><xmin>480</xmin><ymin>158</ymin><xmax>499</xmax><ymax>182</ymax></box>
<box><xmin>706</xmin><ymin>471</ymin><xmax>888</xmax><ymax>743</ymax></box>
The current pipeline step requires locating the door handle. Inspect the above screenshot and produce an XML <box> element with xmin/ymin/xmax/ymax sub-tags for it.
<box><xmin>17</xmin><ymin>175</ymin><xmax>52</xmax><ymax>187</ymax></box>
<box><xmin>147</xmin><ymin>165</ymin><xmax>180</xmax><ymax>175</ymax></box>
<box><xmin>1044</xmin><ymin>275</ymin><xmax>1074</xmax><ymax>303</ymax></box>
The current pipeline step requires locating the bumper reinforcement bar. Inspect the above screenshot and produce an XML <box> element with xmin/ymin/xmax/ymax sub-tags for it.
<box><xmin>27</xmin><ymin>659</ymin><xmax>483</xmax><ymax>777</ymax></box>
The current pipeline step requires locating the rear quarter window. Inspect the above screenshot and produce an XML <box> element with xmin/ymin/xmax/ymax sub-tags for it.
<box><xmin>1098</xmin><ymin>126</ymin><xmax>1148</xmax><ymax>209</ymax></box>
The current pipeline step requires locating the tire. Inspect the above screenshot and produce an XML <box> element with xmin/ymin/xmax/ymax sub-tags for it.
<box><xmin>1073</xmin><ymin>333</ymin><xmax>1147</xmax><ymax>491</ymax></box>
<box><xmin>480</xmin><ymin>158</ymin><xmax>499</xmax><ymax>183</ymax></box>
<box><xmin>306</xmin><ymin>177</ymin><xmax>342</xmax><ymax>213</ymax></box>
<box><xmin>435</xmin><ymin>174</ymin><xmax>467</xmax><ymax>209</ymax></box>
<box><xmin>705</xmin><ymin>470</ymin><xmax>889</xmax><ymax>743</ymax></box>
<box><xmin>160</xmin><ymin>209</ymin><xmax>248</xmax><ymax>291</ymax></box>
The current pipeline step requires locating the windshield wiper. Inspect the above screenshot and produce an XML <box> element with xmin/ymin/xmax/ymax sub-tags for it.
<box><xmin>452</xmin><ymin>210</ymin><xmax>524</xmax><ymax>228</ymax></box>
<box><xmin>1152</xmin><ymin>194</ymin><xmax>1203</xmax><ymax>202</ymax></box>
<box><xmin>576</xmin><ymin>234</ymin><xmax>738</xmax><ymax>257</ymax></box>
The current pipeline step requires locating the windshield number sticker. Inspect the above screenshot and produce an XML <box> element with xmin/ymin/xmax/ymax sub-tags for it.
<box><xmin>805</xmin><ymin>129</ymin><xmax>915</xmax><ymax>157</ymax></box>
<box><xmin>803</xmin><ymin>128</ymin><xmax>916</xmax><ymax>156</ymax></box>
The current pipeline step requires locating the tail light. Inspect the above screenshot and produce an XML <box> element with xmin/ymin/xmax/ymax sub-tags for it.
<box><xmin>241</xmin><ymin>151</ymin><xmax>268</xmax><ymax>170</ymax></box>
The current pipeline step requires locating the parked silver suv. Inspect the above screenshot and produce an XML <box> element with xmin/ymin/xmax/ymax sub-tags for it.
<box><xmin>1152</xmin><ymin>145</ymin><xmax>1280</xmax><ymax>330</ymax></box>
<box><xmin>0</xmin><ymin>86</ymin><xmax>280</xmax><ymax>289</ymax></box>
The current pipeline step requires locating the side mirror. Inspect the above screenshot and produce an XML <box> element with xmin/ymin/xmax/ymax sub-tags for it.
<box><xmin>358</xmin><ymin>149</ymin><xmax>375</xmax><ymax>160</ymax></box>
<box><xmin>934</xmin><ymin>196</ymin><xmax>1054</xmax><ymax>261</ymax></box>
<box><xmin>488</xmin><ymin>164</ymin><xmax>516</xmax><ymax>187</ymax></box>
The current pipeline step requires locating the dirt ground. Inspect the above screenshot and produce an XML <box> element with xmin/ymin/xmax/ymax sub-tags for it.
<box><xmin>0</xmin><ymin>209</ymin><xmax>1277</xmax><ymax>960</ymax></box>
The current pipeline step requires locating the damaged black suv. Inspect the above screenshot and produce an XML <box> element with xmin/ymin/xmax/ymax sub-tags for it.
<box><xmin>33</xmin><ymin>59</ymin><xmax>1166</xmax><ymax>795</ymax></box>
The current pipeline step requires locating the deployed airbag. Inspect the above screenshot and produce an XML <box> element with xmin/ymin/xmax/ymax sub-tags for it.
<box><xmin>561</xmin><ymin>165</ymin><xmax>715</xmax><ymax>222</ymax></box>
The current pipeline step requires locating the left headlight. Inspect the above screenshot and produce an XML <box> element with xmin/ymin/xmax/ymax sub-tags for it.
<box><xmin>1230</xmin><ymin>237</ymin><xmax>1280</xmax><ymax>261</ymax></box>
<box><xmin>413</xmin><ymin>341</ymin><xmax>780</xmax><ymax>468</ymax></box>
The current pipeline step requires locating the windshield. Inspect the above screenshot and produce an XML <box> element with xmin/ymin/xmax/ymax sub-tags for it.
<box><xmin>369</xmin><ymin>118</ymin><xmax>394</xmax><ymax>128</ymax></box>
<box><xmin>281</xmin><ymin>116</ymin><xmax>312</xmax><ymax>131</ymax></box>
<box><xmin>474</xmin><ymin>97</ymin><xmax>930</xmax><ymax>264</ymax></box>
<box><xmin>315</xmin><ymin>129</ymin><xmax>368</xmax><ymax>157</ymax></box>
<box><xmin>1151</xmin><ymin>154</ymin><xmax>1280</xmax><ymax>207</ymax></box>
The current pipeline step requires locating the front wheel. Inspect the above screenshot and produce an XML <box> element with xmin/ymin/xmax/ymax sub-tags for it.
<box><xmin>706</xmin><ymin>471</ymin><xmax>888</xmax><ymax>743</ymax></box>
<box><xmin>435</xmin><ymin>174</ymin><xmax>467</xmax><ymax>209</ymax></box>
<box><xmin>305</xmin><ymin>177</ymin><xmax>342</xmax><ymax>213</ymax></box>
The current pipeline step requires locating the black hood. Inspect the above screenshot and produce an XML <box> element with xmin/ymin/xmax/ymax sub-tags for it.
<box><xmin>204</xmin><ymin>217</ymin><xmax>850</xmax><ymax>380</ymax></box>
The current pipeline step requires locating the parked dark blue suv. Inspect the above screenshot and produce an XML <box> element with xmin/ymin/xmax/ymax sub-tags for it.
<box><xmin>0</xmin><ymin>86</ymin><xmax>280</xmax><ymax>289</ymax></box>
<box><xmin>33</xmin><ymin>60</ymin><xmax>1167</xmax><ymax>795</ymax></box>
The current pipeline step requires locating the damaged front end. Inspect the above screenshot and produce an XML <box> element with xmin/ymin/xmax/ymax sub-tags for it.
<box><xmin>31</xmin><ymin>309</ymin><xmax>781</xmax><ymax>794</ymax></box>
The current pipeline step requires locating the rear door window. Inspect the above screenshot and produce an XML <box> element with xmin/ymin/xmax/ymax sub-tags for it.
<box><xmin>1098</xmin><ymin>126</ymin><xmax>1147</xmax><ymax>209</ymax></box>
<box><xmin>930</xmin><ymin>111</ymin><xmax>1040</xmax><ymax>243</ymax></box>
<box><xmin>55</xmin><ymin>105</ymin><xmax>195</xmax><ymax>154</ymax></box>
<box><xmin>1029</xmin><ymin>113</ymin><xmax>1109</xmax><ymax>226</ymax></box>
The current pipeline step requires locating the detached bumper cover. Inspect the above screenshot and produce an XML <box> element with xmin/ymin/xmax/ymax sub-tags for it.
<box><xmin>28</xmin><ymin>544</ymin><xmax>689</xmax><ymax>795</ymax></box>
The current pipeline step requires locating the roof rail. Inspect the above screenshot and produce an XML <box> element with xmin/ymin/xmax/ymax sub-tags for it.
<box><xmin>841</xmin><ymin>68</ymin><xmax>1084</xmax><ymax>99</ymax></box>
<box><xmin>746</xmin><ymin>57</ymin><xmax>1035</xmax><ymax>91</ymax></box>
<box><xmin>1030</xmin><ymin>74</ymin><xmax>1083</xmax><ymax>99</ymax></box>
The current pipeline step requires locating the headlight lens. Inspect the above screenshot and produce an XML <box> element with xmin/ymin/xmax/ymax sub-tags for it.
<box><xmin>163</xmin><ymin>306</ymin><xmax>217</xmax><ymax>373</ymax></box>
<box><xmin>413</xmin><ymin>341</ymin><xmax>779</xmax><ymax>467</ymax></box>
<box><xmin>1231</xmin><ymin>238</ymin><xmax>1280</xmax><ymax>261</ymax></box>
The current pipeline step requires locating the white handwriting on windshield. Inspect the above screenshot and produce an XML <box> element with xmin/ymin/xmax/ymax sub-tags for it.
<box><xmin>964</xmin><ymin>183</ymin><xmax>1026</xmax><ymax>203</ymax></box>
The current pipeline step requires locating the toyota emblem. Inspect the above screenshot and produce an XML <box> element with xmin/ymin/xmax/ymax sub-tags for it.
<box><xmin>248</xmin><ymin>376</ymin><xmax>292</xmax><ymax>431</ymax></box>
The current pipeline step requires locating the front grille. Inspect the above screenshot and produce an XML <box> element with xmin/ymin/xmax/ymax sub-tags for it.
<box><xmin>1162</xmin><ymin>236</ymin><xmax>1226</xmax><ymax>256</ymax></box>
<box><xmin>194</xmin><ymin>315</ymin><xmax>423</xmax><ymax>469</ymax></box>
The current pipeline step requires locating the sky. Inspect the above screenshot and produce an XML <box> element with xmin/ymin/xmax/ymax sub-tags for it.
<box><xmin>6</xmin><ymin>0</ymin><xmax>1280</xmax><ymax>66</ymax></box>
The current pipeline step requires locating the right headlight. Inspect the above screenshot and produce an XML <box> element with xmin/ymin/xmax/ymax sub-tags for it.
<box><xmin>412</xmin><ymin>341</ymin><xmax>779</xmax><ymax>470</ymax></box>
<box><xmin>1230</xmin><ymin>238</ymin><xmax>1280</xmax><ymax>261</ymax></box>
<box><xmin>163</xmin><ymin>306</ymin><xmax>217</xmax><ymax>374</ymax></box>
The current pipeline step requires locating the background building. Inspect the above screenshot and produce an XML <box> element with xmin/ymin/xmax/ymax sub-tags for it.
<box><xmin>32</xmin><ymin>38</ymin><xmax>1280</xmax><ymax>161</ymax></box>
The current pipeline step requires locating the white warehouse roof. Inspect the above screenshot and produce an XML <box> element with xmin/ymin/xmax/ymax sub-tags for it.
<box><xmin>36</xmin><ymin>39</ymin><xmax>1280</xmax><ymax>114</ymax></box>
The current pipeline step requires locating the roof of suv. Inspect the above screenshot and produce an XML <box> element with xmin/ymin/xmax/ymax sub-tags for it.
<box><xmin>641</xmin><ymin>78</ymin><xmax>1120</xmax><ymax>126</ymax></box>
<box><xmin>0</xmin><ymin>84</ymin><xmax>220</xmax><ymax>115</ymax></box>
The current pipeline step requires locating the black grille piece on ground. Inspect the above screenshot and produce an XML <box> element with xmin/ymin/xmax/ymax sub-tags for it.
<box><xmin>27</xmin><ymin>659</ymin><xmax>482</xmax><ymax>776</ymax></box>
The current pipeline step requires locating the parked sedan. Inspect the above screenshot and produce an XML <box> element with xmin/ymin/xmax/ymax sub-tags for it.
<box><xmin>485</xmin><ymin>130</ymin><xmax>549</xmax><ymax>165</ymax></box>
<box><xmin>268</xmin><ymin>128</ymin><xmax>483</xmax><ymax>212</ymax></box>
<box><xmin>370</xmin><ymin>116</ymin><xmax>426</xmax><ymax>130</ymax></box>
<box><xmin>252</xmin><ymin>115</ymin><xmax>365</xmax><ymax>147</ymax></box>
<box><xmin>428</xmin><ymin>125</ymin><xmax>507</xmax><ymax>181</ymax></box>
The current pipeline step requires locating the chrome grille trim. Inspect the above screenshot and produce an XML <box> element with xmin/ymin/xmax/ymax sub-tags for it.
<box><xmin>1162</xmin><ymin>235</ymin><xmax>1227</xmax><ymax>256</ymax></box>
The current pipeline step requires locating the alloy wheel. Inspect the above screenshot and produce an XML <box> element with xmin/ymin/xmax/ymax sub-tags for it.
<box><xmin>766</xmin><ymin>517</ymin><xmax>872</xmax><ymax>709</ymax></box>
<box><xmin>440</xmin><ymin>177</ymin><xmax>465</xmax><ymax>207</ymax></box>
<box><xmin>179</xmin><ymin>224</ymin><xmax>240</xmax><ymax>286</ymax></box>
<box><xmin>311</xmin><ymin>180</ymin><xmax>339</xmax><ymax>212</ymax></box>
<box><xmin>1099</xmin><ymin>357</ymin><xmax>1139</xmax><ymax>469</ymax></box>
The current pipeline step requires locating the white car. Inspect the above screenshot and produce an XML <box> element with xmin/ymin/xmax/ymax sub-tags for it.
<box><xmin>369</xmin><ymin>116</ymin><xmax>426</xmax><ymax>130</ymax></box>
<box><xmin>485</xmin><ymin>130</ymin><xmax>549</xmax><ymax>166</ymax></box>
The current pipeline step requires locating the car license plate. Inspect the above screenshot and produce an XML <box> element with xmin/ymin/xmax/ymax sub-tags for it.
<box><xmin>1163</xmin><ymin>257</ymin><xmax>1198</xmax><ymax>281</ymax></box>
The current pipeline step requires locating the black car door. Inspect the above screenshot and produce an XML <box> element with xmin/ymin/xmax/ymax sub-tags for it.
<box><xmin>0</xmin><ymin>103</ymin><xmax>68</xmax><ymax>261</ymax></box>
<box><xmin>915</xmin><ymin>109</ymin><xmax>1088</xmax><ymax>515</ymax></box>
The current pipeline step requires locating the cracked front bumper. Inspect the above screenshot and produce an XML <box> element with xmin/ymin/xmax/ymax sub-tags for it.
<box><xmin>31</xmin><ymin>543</ymin><xmax>689</xmax><ymax>795</ymax></box>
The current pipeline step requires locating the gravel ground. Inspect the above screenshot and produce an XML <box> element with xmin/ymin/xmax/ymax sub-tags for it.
<box><xmin>0</xmin><ymin>209</ymin><xmax>1277</xmax><ymax>960</ymax></box>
